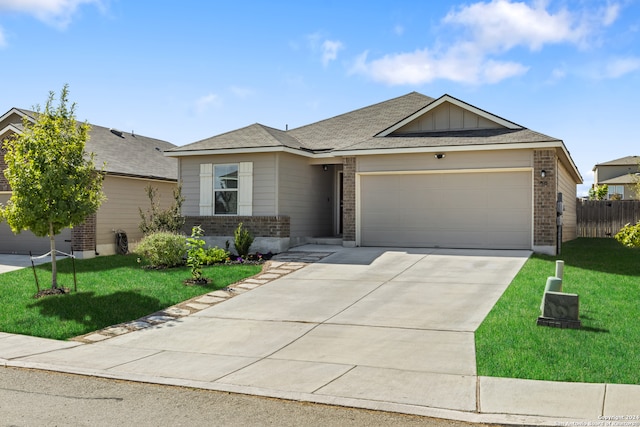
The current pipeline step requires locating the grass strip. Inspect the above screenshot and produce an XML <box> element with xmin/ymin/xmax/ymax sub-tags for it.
<box><xmin>476</xmin><ymin>238</ymin><xmax>640</xmax><ymax>384</ymax></box>
<box><xmin>0</xmin><ymin>254</ymin><xmax>262</xmax><ymax>340</ymax></box>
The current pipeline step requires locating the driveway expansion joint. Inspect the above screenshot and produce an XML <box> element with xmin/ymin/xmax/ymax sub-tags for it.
<box><xmin>71</xmin><ymin>252</ymin><xmax>333</xmax><ymax>344</ymax></box>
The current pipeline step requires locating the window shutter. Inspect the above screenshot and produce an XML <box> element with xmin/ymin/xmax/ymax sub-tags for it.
<box><xmin>199</xmin><ymin>163</ymin><xmax>213</xmax><ymax>215</ymax></box>
<box><xmin>237</xmin><ymin>162</ymin><xmax>253</xmax><ymax>215</ymax></box>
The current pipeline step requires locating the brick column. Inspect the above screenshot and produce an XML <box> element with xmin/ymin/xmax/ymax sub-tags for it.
<box><xmin>533</xmin><ymin>149</ymin><xmax>557</xmax><ymax>254</ymax></box>
<box><xmin>342</xmin><ymin>157</ymin><xmax>356</xmax><ymax>245</ymax></box>
<box><xmin>71</xmin><ymin>213</ymin><xmax>96</xmax><ymax>258</ymax></box>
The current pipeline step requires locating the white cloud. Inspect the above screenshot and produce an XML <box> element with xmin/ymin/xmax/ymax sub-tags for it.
<box><xmin>603</xmin><ymin>57</ymin><xmax>640</xmax><ymax>78</ymax></box>
<box><xmin>351</xmin><ymin>0</ymin><xmax>622</xmax><ymax>85</ymax></box>
<box><xmin>350</xmin><ymin>44</ymin><xmax>528</xmax><ymax>85</ymax></box>
<box><xmin>193</xmin><ymin>93</ymin><xmax>222</xmax><ymax>115</ymax></box>
<box><xmin>321</xmin><ymin>39</ymin><xmax>344</xmax><ymax>67</ymax></box>
<box><xmin>443</xmin><ymin>0</ymin><xmax>587</xmax><ymax>52</ymax></box>
<box><xmin>602</xmin><ymin>3</ymin><xmax>620</xmax><ymax>26</ymax></box>
<box><xmin>0</xmin><ymin>0</ymin><xmax>103</xmax><ymax>28</ymax></box>
<box><xmin>306</xmin><ymin>33</ymin><xmax>344</xmax><ymax>67</ymax></box>
<box><xmin>229</xmin><ymin>86</ymin><xmax>254</xmax><ymax>99</ymax></box>
<box><xmin>0</xmin><ymin>27</ymin><xmax>6</xmax><ymax>48</ymax></box>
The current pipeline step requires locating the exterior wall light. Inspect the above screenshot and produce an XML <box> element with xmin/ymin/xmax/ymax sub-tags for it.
<box><xmin>322</xmin><ymin>165</ymin><xmax>329</xmax><ymax>171</ymax></box>
<box><xmin>541</xmin><ymin>170</ymin><xmax>546</xmax><ymax>178</ymax></box>
<box><xmin>435</xmin><ymin>153</ymin><xmax>445</xmax><ymax>159</ymax></box>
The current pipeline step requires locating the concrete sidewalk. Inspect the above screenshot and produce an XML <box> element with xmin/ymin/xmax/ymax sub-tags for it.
<box><xmin>1</xmin><ymin>246</ymin><xmax>639</xmax><ymax>425</ymax></box>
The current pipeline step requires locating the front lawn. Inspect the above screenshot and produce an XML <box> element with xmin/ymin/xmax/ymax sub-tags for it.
<box><xmin>476</xmin><ymin>238</ymin><xmax>640</xmax><ymax>384</ymax></box>
<box><xmin>0</xmin><ymin>255</ymin><xmax>262</xmax><ymax>340</ymax></box>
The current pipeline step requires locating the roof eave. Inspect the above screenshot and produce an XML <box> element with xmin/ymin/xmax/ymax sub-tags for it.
<box><xmin>164</xmin><ymin>146</ymin><xmax>316</xmax><ymax>158</ymax></box>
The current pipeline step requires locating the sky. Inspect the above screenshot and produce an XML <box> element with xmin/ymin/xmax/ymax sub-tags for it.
<box><xmin>1</xmin><ymin>0</ymin><xmax>639</xmax><ymax>196</ymax></box>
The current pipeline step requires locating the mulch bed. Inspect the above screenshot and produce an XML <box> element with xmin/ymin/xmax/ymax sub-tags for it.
<box><xmin>34</xmin><ymin>287</ymin><xmax>71</xmax><ymax>298</ymax></box>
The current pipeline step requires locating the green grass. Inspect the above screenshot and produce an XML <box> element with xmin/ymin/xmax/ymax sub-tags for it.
<box><xmin>476</xmin><ymin>238</ymin><xmax>640</xmax><ymax>384</ymax></box>
<box><xmin>0</xmin><ymin>255</ymin><xmax>262</xmax><ymax>341</ymax></box>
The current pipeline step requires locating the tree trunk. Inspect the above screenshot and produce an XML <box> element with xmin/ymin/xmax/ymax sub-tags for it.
<box><xmin>49</xmin><ymin>222</ymin><xmax>57</xmax><ymax>289</ymax></box>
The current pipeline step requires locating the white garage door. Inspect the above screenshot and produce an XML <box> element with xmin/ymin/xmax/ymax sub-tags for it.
<box><xmin>0</xmin><ymin>223</ymin><xmax>72</xmax><ymax>255</ymax></box>
<box><xmin>360</xmin><ymin>171</ymin><xmax>532</xmax><ymax>249</ymax></box>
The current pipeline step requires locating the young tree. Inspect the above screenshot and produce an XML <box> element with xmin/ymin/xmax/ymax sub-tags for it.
<box><xmin>632</xmin><ymin>161</ymin><xmax>640</xmax><ymax>200</ymax></box>
<box><xmin>0</xmin><ymin>85</ymin><xmax>104</xmax><ymax>289</ymax></box>
<box><xmin>588</xmin><ymin>184</ymin><xmax>609</xmax><ymax>200</ymax></box>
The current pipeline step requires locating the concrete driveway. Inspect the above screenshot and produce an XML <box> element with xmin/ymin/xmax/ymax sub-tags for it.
<box><xmin>0</xmin><ymin>253</ymin><xmax>57</xmax><ymax>274</ymax></box>
<box><xmin>1</xmin><ymin>247</ymin><xmax>539</xmax><ymax>420</ymax></box>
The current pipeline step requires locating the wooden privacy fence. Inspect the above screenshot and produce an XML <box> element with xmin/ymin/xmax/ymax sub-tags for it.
<box><xmin>577</xmin><ymin>199</ymin><xmax>640</xmax><ymax>238</ymax></box>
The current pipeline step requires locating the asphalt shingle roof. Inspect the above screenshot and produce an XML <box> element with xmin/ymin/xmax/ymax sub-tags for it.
<box><xmin>174</xmin><ymin>123</ymin><xmax>304</xmax><ymax>152</ymax></box>
<box><xmin>7</xmin><ymin>109</ymin><xmax>177</xmax><ymax>181</ymax></box>
<box><xmin>287</xmin><ymin>91</ymin><xmax>436</xmax><ymax>150</ymax></box>
<box><xmin>599</xmin><ymin>175</ymin><xmax>639</xmax><ymax>185</ymax></box>
<box><xmin>595</xmin><ymin>156</ymin><xmax>640</xmax><ymax>167</ymax></box>
<box><xmin>167</xmin><ymin>91</ymin><xmax>564</xmax><ymax>155</ymax></box>
<box><xmin>335</xmin><ymin>128</ymin><xmax>561</xmax><ymax>152</ymax></box>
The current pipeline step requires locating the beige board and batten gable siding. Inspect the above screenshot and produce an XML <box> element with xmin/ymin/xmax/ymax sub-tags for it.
<box><xmin>96</xmin><ymin>176</ymin><xmax>177</xmax><ymax>255</ymax></box>
<box><xmin>557</xmin><ymin>161</ymin><xmax>577</xmax><ymax>241</ymax></box>
<box><xmin>395</xmin><ymin>101</ymin><xmax>503</xmax><ymax>133</ymax></box>
<box><xmin>357</xmin><ymin>150</ymin><xmax>534</xmax><ymax>249</ymax></box>
<box><xmin>277</xmin><ymin>152</ymin><xmax>334</xmax><ymax>243</ymax></box>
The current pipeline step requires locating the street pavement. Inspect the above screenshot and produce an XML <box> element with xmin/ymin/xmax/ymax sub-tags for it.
<box><xmin>0</xmin><ymin>246</ymin><xmax>639</xmax><ymax>425</ymax></box>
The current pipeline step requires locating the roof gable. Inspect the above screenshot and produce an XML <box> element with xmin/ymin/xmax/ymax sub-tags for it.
<box><xmin>380</xmin><ymin>94</ymin><xmax>521</xmax><ymax>137</ymax></box>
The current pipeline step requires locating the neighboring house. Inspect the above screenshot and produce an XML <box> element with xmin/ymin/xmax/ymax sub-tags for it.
<box><xmin>165</xmin><ymin>92</ymin><xmax>583</xmax><ymax>255</ymax></box>
<box><xmin>0</xmin><ymin>108</ymin><xmax>178</xmax><ymax>257</ymax></box>
<box><xmin>592</xmin><ymin>156</ymin><xmax>640</xmax><ymax>200</ymax></box>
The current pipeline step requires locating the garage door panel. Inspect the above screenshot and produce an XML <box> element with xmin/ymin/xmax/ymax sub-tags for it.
<box><xmin>488</xmin><ymin>209</ymin><xmax>531</xmax><ymax>229</ymax></box>
<box><xmin>360</xmin><ymin>172</ymin><xmax>531</xmax><ymax>249</ymax></box>
<box><xmin>0</xmin><ymin>223</ymin><xmax>72</xmax><ymax>255</ymax></box>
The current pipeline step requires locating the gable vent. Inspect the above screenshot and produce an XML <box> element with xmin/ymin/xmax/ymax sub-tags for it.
<box><xmin>110</xmin><ymin>128</ymin><xmax>125</xmax><ymax>138</ymax></box>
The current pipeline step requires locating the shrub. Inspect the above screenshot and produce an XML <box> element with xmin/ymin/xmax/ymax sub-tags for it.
<box><xmin>139</xmin><ymin>183</ymin><xmax>185</xmax><ymax>235</ymax></box>
<box><xmin>186</xmin><ymin>226</ymin><xmax>206</xmax><ymax>280</ymax></box>
<box><xmin>135</xmin><ymin>232</ymin><xmax>186</xmax><ymax>268</ymax></box>
<box><xmin>203</xmin><ymin>247</ymin><xmax>229</xmax><ymax>265</ymax></box>
<box><xmin>234</xmin><ymin>222</ymin><xmax>254</xmax><ymax>258</ymax></box>
<box><xmin>615</xmin><ymin>222</ymin><xmax>640</xmax><ymax>248</ymax></box>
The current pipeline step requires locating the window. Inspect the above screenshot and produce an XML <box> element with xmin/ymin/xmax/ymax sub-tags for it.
<box><xmin>200</xmin><ymin>162</ymin><xmax>252</xmax><ymax>215</ymax></box>
<box><xmin>608</xmin><ymin>185</ymin><xmax>624</xmax><ymax>200</ymax></box>
<box><xmin>214</xmin><ymin>164</ymin><xmax>238</xmax><ymax>214</ymax></box>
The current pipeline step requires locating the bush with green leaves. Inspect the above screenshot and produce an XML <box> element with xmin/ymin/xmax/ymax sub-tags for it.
<box><xmin>203</xmin><ymin>247</ymin><xmax>229</xmax><ymax>264</ymax></box>
<box><xmin>186</xmin><ymin>226</ymin><xmax>206</xmax><ymax>280</ymax></box>
<box><xmin>135</xmin><ymin>232</ymin><xmax>186</xmax><ymax>268</ymax></box>
<box><xmin>615</xmin><ymin>222</ymin><xmax>640</xmax><ymax>248</ymax></box>
<box><xmin>234</xmin><ymin>222</ymin><xmax>254</xmax><ymax>258</ymax></box>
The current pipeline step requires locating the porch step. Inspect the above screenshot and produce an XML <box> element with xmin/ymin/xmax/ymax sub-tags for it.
<box><xmin>307</xmin><ymin>237</ymin><xmax>343</xmax><ymax>245</ymax></box>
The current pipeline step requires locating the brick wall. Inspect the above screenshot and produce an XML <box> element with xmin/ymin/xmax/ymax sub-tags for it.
<box><xmin>343</xmin><ymin>157</ymin><xmax>356</xmax><ymax>241</ymax></box>
<box><xmin>72</xmin><ymin>213</ymin><xmax>96</xmax><ymax>252</ymax></box>
<box><xmin>183</xmin><ymin>216</ymin><xmax>290</xmax><ymax>238</ymax></box>
<box><xmin>534</xmin><ymin>149</ymin><xmax>557</xmax><ymax>247</ymax></box>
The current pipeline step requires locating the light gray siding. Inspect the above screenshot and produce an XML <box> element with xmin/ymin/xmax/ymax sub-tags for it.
<box><xmin>178</xmin><ymin>153</ymin><xmax>277</xmax><ymax>216</ymax></box>
<box><xmin>277</xmin><ymin>153</ymin><xmax>333</xmax><ymax>240</ymax></box>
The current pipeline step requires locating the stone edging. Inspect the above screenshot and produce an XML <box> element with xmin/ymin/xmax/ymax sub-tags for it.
<box><xmin>71</xmin><ymin>252</ymin><xmax>333</xmax><ymax>344</ymax></box>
